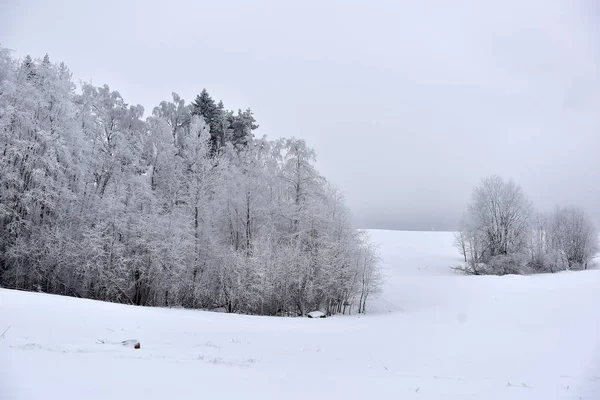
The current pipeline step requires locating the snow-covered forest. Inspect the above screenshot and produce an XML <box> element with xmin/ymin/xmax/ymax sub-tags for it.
<box><xmin>0</xmin><ymin>49</ymin><xmax>381</xmax><ymax>315</ymax></box>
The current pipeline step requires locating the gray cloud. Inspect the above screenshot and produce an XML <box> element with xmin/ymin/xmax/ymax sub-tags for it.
<box><xmin>1</xmin><ymin>0</ymin><xmax>598</xmax><ymax>230</ymax></box>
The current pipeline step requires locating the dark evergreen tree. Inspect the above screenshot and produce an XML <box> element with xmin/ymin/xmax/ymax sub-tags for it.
<box><xmin>191</xmin><ymin>89</ymin><xmax>220</xmax><ymax>152</ymax></box>
<box><xmin>21</xmin><ymin>55</ymin><xmax>35</xmax><ymax>80</ymax></box>
<box><xmin>230</xmin><ymin>108</ymin><xmax>258</xmax><ymax>148</ymax></box>
<box><xmin>214</xmin><ymin>99</ymin><xmax>229</xmax><ymax>148</ymax></box>
<box><xmin>190</xmin><ymin>90</ymin><xmax>258</xmax><ymax>152</ymax></box>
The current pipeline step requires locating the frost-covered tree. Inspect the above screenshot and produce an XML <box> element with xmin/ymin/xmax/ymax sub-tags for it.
<box><xmin>456</xmin><ymin>177</ymin><xmax>598</xmax><ymax>275</ymax></box>
<box><xmin>547</xmin><ymin>207</ymin><xmax>598</xmax><ymax>270</ymax></box>
<box><xmin>152</xmin><ymin>92</ymin><xmax>190</xmax><ymax>147</ymax></box>
<box><xmin>527</xmin><ymin>212</ymin><xmax>554</xmax><ymax>272</ymax></box>
<box><xmin>456</xmin><ymin>176</ymin><xmax>533</xmax><ymax>275</ymax></box>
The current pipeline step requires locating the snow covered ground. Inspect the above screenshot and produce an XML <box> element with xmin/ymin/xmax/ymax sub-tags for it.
<box><xmin>2</xmin><ymin>229</ymin><xmax>599</xmax><ymax>399</ymax></box>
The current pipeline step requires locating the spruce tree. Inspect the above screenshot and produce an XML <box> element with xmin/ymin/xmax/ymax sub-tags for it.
<box><xmin>191</xmin><ymin>88</ymin><xmax>220</xmax><ymax>151</ymax></box>
<box><xmin>231</xmin><ymin>108</ymin><xmax>258</xmax><ymax>148</ymax></box>
<box><xmin>21</xmin><ymin>55</ymin><xmax>35</xmax><ymax>80</ymax></box>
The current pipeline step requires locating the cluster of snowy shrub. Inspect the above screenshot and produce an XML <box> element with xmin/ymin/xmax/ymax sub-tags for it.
<box><xmin>0</xmin><ymin>49</ymin><xmax>381</xmax><ymax>315</ymax></box>
<box><xmin>455</xmin><ymin>176</ymin><xmax>599</xmax><ymax>275</ymax></box>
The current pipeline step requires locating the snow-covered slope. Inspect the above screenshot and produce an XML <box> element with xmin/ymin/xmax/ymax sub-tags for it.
<box><xmin>2</xmin><ymin>230</ymin><xmax>599</xmax><ymax>399</ymax></box>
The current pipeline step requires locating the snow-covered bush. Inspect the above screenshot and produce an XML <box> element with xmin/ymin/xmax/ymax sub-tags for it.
<box><xmin>455</xmin><ymin>177</ymin><xmax>598</xmax><ymax>275</ymax></box>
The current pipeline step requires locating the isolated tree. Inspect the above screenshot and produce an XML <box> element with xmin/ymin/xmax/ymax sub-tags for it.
<box><xmin>548</xmin><ymin>207</ymin><xmax>598</xmax><ymax>270</ymax></box>
<box><xmin>458</xmin><ymin>176</ymin><xmax>533</xmax><ymax>274</ymax></box>
<box><xmin>456</xmin><ymin>176</ymin><xmax>598</xmax><ymax>275</ymax></box>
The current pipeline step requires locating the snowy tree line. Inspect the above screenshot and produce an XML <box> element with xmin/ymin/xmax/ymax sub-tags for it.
<box><xmin>455</xmin><ymin>176</ymin><xmax>599</xmax><ymax>275</ymax></box>
<box><xmin>0</xmin><ymin>50</ymin><xmax>381</xmax><ymax>315</ymax></box>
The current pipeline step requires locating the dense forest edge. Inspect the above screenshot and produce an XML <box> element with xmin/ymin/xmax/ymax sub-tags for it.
<box><xmin>0</xmin><ymin>49</ymin><xmax>382</xmax><ymax>316</ymax></box>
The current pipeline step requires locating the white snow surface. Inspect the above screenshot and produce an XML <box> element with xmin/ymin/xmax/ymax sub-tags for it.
<box><xmin>2</xmin><ymin>229</ymin><xmax>600</xmax><ymax>399</ymax></box>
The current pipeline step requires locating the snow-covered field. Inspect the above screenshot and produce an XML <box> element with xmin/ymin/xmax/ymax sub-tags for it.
<box><xmin>2</xmin><ymin>230</ymin><xmax>599</xmax><ymax>399</ymax></box>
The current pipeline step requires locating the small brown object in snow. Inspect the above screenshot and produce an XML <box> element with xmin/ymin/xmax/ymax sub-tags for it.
<box><xmin>134</xmin><ymin>343</ymin><xmax>140</xmax><ymax>349</ymax></box>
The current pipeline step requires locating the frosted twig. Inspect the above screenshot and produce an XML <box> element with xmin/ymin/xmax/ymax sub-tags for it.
<box><xmin>0</xmin><ymin>325</ymin><xmax>10</xmax><ymax>338</ymax></box>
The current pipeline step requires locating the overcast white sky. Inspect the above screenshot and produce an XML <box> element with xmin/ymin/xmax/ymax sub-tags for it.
<box><xmin>1</xmin><ymin>0</ymin><xmax>599</xmax><ymax>230</ymax></box>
